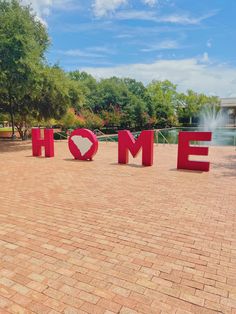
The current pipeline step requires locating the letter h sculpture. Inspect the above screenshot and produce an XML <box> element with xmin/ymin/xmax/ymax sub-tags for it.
<box><xmin>32</xmin><ymin>128</ymin><xmax>54</xmax><ymax>158</ymax></box>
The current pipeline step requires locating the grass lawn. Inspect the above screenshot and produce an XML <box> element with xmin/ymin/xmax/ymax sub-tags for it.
<box><xmin>0</xmin><ymin>127</ymin><xmax>16</xmax><ymax>132</ymax></box>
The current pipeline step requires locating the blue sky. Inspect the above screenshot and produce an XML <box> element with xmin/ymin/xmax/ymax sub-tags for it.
<box><xmin>24</xmin><ymin>0</ymin><xmax>236</xmax><ymax>97</ymax></box>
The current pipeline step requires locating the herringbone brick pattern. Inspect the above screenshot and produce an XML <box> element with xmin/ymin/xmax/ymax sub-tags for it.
<box><xmin>0</xmin><ymin>141</ymin><xmax>235</xmax><ymax>314</ymax></box>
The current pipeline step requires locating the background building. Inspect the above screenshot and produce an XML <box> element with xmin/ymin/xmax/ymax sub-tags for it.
<box><xmin>220</xmin><ymin>98</ymin><xmax>236</xmax><ymax>126</ymax></box>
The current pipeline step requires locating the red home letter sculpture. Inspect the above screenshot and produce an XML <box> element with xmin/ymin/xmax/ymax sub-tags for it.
<box><xmin>32</xmin><ymin>128</ymin><xmax>54</xmax><ymax>158</ymax></box>
<box><xmin>118</xmin><ymin>130</ymin><xmax>154</xmax><ymax>166</ymax></box>
<box><xmin>177</xmin><ymin>131</ymin><xmax>212</xmax><ymax>172</ymax></box>
<box><xmin>68</xmin><ymin>128</ymin><xmax>98</xmax><ymax>161</ymax></box>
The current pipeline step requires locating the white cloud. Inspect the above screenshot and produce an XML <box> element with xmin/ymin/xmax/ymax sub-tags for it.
<box><xmin>61</xmin><ymin>49</ymin><xmax>104</xmax><ymax>58</ymax></box>
<box><xmin>81</xmin><ymin>56</ymin><xmax>236</xmax><ymax>97</ymax></box>
<box><xmin>201</xmin><ymin>52</ymin><xmax>209</xmax><ymax>63</ymax></box>
<box><xmin>142</xmin><ymin>0</ymin><xmax>157</xmax><ymax>6</ymax></box>
<box><xmin>92</xmin><ymin>0</ymin><xmax>164</xmax><ymax>17</ymax></box>
<box><xmin>92</xmin><ymin>0</ymin><xmax>127</xmax><ymax>17</ymax></box>
<box><xmin>114</xmin><ymin>9</ymin><xmax>217</xmax><ymax>25</ymax></box>
<box><xmin>158</xmin><ymin>11</ymin><xmax>217</xmax><ymax>25</ymax></box>
<box><xmin>141</xmin><ymin>40</ymin><xmax>180</xmax><ymax>51</ymax></box>
<box><xmin>115</xmin><ymin>10</ymin><xmax>157</xmax><ymax>21</ymax></box>
<box><xmin>21</xmin><ymin>0</ymin><xmax>80</xmax><ymax>23</ymax></box>
<box><xmin>56</xmin><ymin>45</ymin><xmax>116</xmax><ymax>59</ymax></box>
<box><xmin>207</xmin><ymin>39</ymin><xmax>212</xmax><ymax>48</ymax></box>
<box><xmin>158</xmin><ymin>14</ymin><xmax>195</xmax><ymax>24</ymax></box>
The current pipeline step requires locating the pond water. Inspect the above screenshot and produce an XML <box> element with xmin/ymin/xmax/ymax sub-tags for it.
<box><xmin>98</xmin><ymin>128</ymin><xmax>236</xmax><ymax>146</ymax></box>
<box><xmin>158</xmin><ymin>128</ymin><xmax>236</xmax><ymax>146</ymax></box>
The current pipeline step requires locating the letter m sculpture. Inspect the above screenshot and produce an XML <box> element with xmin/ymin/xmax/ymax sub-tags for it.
<box><xmin>118</xmin><ymin>130</ymin><xmax>154</xmax><ymax>166</ymax></box>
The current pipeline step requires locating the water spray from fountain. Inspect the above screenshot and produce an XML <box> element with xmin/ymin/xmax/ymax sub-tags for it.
<box><xmin>199</xmin><ymin>104</ymin><xmax>226</xmax><ymax>131</ymax></box>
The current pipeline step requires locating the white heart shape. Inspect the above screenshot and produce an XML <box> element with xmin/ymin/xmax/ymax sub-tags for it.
<box><xmin>71</xmin><ymin>135</ymin><xmax>93</xmax><ymax>156</ymax></box>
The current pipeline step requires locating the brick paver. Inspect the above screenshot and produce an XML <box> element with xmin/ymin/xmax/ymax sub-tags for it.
<box><xmin>0</xmin><ymin>140</ymin><xmax>235</xmax><ymax>314</ymax></box>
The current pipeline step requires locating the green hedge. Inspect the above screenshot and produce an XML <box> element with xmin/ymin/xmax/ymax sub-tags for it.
<box><xmin>54</xmin><ymin>131</ymin><xmax>68</xmax><ymax>140</ymax></box>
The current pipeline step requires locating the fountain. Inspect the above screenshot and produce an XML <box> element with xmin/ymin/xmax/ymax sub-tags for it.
<box><xmin>199</xmin><ymin>104</ymin><xmax>226</xmax><ymax>131</ymax></box>
<box><xmin>198</xmin><ymin>104</ymin><xmax>230</xmax><ymax>145</ymax></box>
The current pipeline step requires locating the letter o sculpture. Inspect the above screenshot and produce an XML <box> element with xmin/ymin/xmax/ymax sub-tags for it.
<box><xmin>68</xmin><ymin>129</ymin><xmax>98</xmax><ymax>161</ymax></box>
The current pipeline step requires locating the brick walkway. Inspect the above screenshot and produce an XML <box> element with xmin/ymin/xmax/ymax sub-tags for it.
<box><xmin>0</xmin><ymin>141</ymin><xmax>235</xmax><ymax>314</ymax></box>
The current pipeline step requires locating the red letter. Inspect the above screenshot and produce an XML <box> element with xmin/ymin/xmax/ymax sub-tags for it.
<box><xmin>68</xmin><ymin>129</ymin><xmax>98</xmax><ymax>161</ymax></box>
<box><xmin>177</xmin><ymin>131</ymin><xmax>212</xmax><ymax>172</ymax></box>
<box><xmin>32</xmin><ymin>128</ymin><xmax>54</xmax><ymax>158</ymax></box>
<box><xmin>118</xmin><ymin>130</ymin><xmax>154</xmax><ymax>166</ymax></box>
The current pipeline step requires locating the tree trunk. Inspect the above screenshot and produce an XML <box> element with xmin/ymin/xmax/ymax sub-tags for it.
<box><xmin>16</xmin><ymin>122</ymin><xmax>29</xmax><ymax>141</ymax></box>
<box><xmin>15</xmin><ymin>123</ymin><xmax>24</xmax><ymax>140</ymax></box>
<box><xmin>9</xmin><ymin>92</ymin><xmax>15</xmax><ymax>140</ymax></box>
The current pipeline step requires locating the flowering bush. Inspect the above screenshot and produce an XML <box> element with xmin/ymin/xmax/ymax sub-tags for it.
<box><xmin>80</xmin><ymin>110</ymin><xmax>104</xmax><ymax>130</ymax></box>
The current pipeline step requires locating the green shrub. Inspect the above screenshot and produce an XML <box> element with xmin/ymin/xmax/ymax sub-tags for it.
<box><xmin>54</xmin><ymin>131</ymin><xmax>68</xmax><ymax>140</ymax></box>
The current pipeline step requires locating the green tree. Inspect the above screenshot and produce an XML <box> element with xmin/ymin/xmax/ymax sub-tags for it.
<box><xmin>146</xmin><ymin>80</ymin><xmax>178</xmax><ymax>128</ymax></box>
<box><xmin>7</xmin><ymin>65</ymin><xmax>77</xmax><ymax>139</ymax></box>
<box><xmin>68</xmin><ymin>71</ymin><xmax>98</xmax><ymax>110</ymax></box>
<box><xmin>33</xmin><ymin>66</ymin><xmax>75</xmax><ymax>121</ymax></box>
<box><xmin>133</xmin><ymin>102</ymin><xmax>149</xmax><ymax>130</ymax></box>
<box><xmin>0</xmin><ymin>0</ymin><xmax>49</xmax><ymax>138</ymax></box>
<box><xmin>95</xmin><ymin>77</ymin><xmax>131</xmax><ymax>113</ymax></box>
<box><xmin>122</xmin><ymin>78</ymin><xmax>146</xmax><ymax>99</ymax></box>
<box><xmin>177</xmin><ymin>90</ymin><xmax>220</xmax><ymax>125</ymax></box>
